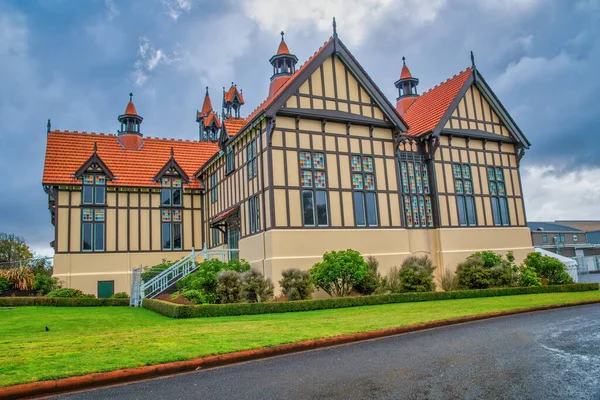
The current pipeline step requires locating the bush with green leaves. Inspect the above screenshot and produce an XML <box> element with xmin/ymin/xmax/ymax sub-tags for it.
<box><xmin>279</xmin><ymin>269</ymin><xmax>313</xmax><ymax>301</ymax></box>
<box><xmin>380</xmin><ymin>266</ymin><xmax>402</xmax><ymax>293</ymax></box>
<box><xmin>176</xmin><ymin>258</ymin><xmax>251</xmax><ymax>304</ymax></box>
<box><xmin>522</xmin><ymin>252</ymin><xmax>572</xmax><ymax>285</ymax></box>
<box><xmin>216</xmin><ymin>270</ymin><xmax>243</xmax><ymax>304</ymax></box>
<box><xmin>395</xmin><ymin>255</ymin><xmax>436</xmax><ymax>293</ymax></box>
<box><xmin>33</xmin><ymin>274</ymin><xmax>62</xmax><ymax>295</ymax></box>
<box><xmin>310</xmin><ymin>249</ymin><xmax>368</xmax><ymax>297</ymax></box>
<box><xmin>46</xmin><ymin>288</ymin><xmax>95</xmax><ymax>298</ymax></box>
<box><xmin>354</xmin><ymin>256</ymin><xmax>381</xmax><ymax>295</ymax></box>
<box><xmin>456</xmin><ymin>251</ymin><xmax>518</xmax><ymax>289</ymax></box>
<box><xmin>110</xmin><ymin>292</ymin><xmax>129</xmax><ymax>299</ymax></box>
<box><xmin>142</xmin><ymin>259</ymin><xmax>174</xmax><ymax>282</ymax></box>
<box><xmin>0</xmin><ymin>276</ymin><xmax>9</xmax><ymax>294</ymax></box>
<box><xmin>182</xmin><ymin>289</ymin><xmax>207</xmax><ymax>304</ymax></box>
<box><xmin>242</xmin><ymin>270</ymin><xmax>274</xmax><ymax>303</ymax></box>
<box><xmin>518</xmin><ymin>265</ymin><xmax>542</xmax><ymax>287</ymax></box>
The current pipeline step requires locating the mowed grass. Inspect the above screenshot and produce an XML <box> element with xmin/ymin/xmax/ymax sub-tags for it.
<box><xmin>1</xmin><ymin>291</ymin><xmax>599</xmax><ymax>387</ymax></box>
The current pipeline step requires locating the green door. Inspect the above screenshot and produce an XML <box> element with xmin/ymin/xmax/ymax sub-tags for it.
<box><xmin>97</xmin><ymin>281</ymin><xmax>114</xmax><ymax>299</ymax></box>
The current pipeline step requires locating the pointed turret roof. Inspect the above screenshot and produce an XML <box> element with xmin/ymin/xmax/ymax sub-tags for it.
<box><xmin>124</xmin><ymin>92</ymin><xmax>138</xmax><ymax>115</ymax></box>
<box><xmin>200</xmin><ymin>87</ymin><xmax>213</xmax><ymax>115</ymax></box>
<box><xmin>277</xmin><ymin>31</ymin><xmax>290</xmax><ymax>55</ymax></box>
<box><xmin>224</xmin><ymin>83</ymin><xmax>245</xmax><ymax>104</ymax></box>
<box><xmin>400</xmin><ymin>57</ymin><xmax>413</xmax><ymax>80</ymax></box>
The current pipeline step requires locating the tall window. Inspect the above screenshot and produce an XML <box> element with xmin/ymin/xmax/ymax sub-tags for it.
<box><xmin>542</xmin><ymin>233</ymin><xmax>548</xmax><ymax>243</ymax></box>
<box><xmin>226</xmin><ymin>148</ymin><xmax>234</xmax><ymax>174</ymax></box>
<box><xmin>248</xmin><ymin>196</ymin><xmax>260</xmax><ymax>234</ymax></box>
<box><xmin>487</xmin><ymin>167</ymin><xmax>509</xmax><ymax>226</ymax></box>
<box><xmin>573</xmin><ymin>234</ymin><xmax>578</xmax><ymax>242</ymax></box>
<box><xmin>247</xmin><ymin>138</ymin><xmax>258</xmax><ymax>179</ymax></box>
<box><xmin>210</xmin><ymin>172</ymin><xmax>217</xmax><ymax>203</ymax></box>
<box><xmin>161</xmin><ymin>209</ymin><xmax>182</xmax><ymax>250</ymax></box>
<box><xmin>211</xmin><ymin>227</ymin><xmax>220</xmax><ymax>247</ymax></box>
<box><xmin>453</xmin><ymin>164</ymin><xmax>477</xmax><ymax>226</ymax></box>
<box><xmin>82</xmin><ymin>174</ymin><xmax>106</xmax><ymax>204</ymax></box>
<box><xmin>351</xmin><ymin>155</ymin><xmax>378</xmax><ymax>227</ymax></box>
<box><xmin>161</xmin><ymin>177</ymin><xmax>182</xmax><ymax>206</ymax></box>
<box><xmin>300</xmin><ymin>151</ymin><xmax>328</xmax><ymax>226</ymax></box>
<box><xmin>82</xmin><ymin>208</ymin><xmax>105</xmax><ymax>251</ymax></box>
<box><xmin>399</xmin><ymin>154</ymin><xmax>433</xmax><ymax>228</ymax></box>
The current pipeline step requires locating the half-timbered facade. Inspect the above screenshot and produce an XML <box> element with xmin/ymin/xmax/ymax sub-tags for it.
<box><xmin>43</xmin><ymin>28</ymin><xmax>533</xmax><ymax>296</ymax></box>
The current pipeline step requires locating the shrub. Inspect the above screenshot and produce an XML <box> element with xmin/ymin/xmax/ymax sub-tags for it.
<box><xmin>0</xmin><ymin>266</ymin><xmax>35</xmax><ymax>290</ymax></box>
<box><xmin>456</xmin><ymin>251</ymin><xmax>518</xmax><ymax>289</ymax></box>
<box><xmin>441</xmin><ymin>269</ymin><xmax>459</xmax><ymax>291</ymax></box>
<box><xmin>0</xmin><ymin>276</ymin><xmax>9</xmax><ymax>294</ymax></box>
<box><xmin>183</xmin><ymin>289</ymin><xmax>207</xmax><ymax>304</ymax></box>
<box><xmin>354</xmin><ymin>256</ymin><xmax>381</xmax><ymax>295</ymax></box>
<box><xmin>216</xmin><ymin>271</ymin><xmax>243</xmax><ymax>303</ymax></box>
<box><xmin>242</xmin><ymin>270</ymin><xmax>274</xmax><ymax>303</ymax></box>
<box><xmin>279</xmin><ymin>269</ymin><xmax>312</xmax><ymax>301</ymax></box>
<box><xmin>110</xmin><ymin>292</ymin><xmax>129</xmax><ymax>299</ymax></box>
<box><xmin>381</xmin><ymin>266</ymin><xmax>402</xmax><ymax>293</ymax></box>
<box><xmin>142</xmin><ymin>283</ymin><xmax>600</xmax><ymax>319</ymax></box>
<box><xmin>310</xmin><ymin>249</ymin><xmax>368</xmax><ymax>297</ymax></box>
<box><xmin>523</xmin><ymin>252</ymin><xmax>572</xmax><ymax>285</ymax></box>
<box><xmin>46</xmin><ymin>288</ymin><xmax>95</xmax><ymax>298</ymax></box>
<box><xmin>518</xmin><ymin>266</ymin><xmax>542</xmax><ymax>287</ymax></box>
<box><xmin>142</xmin><ymin>259</ymin><xmax>174</xmax><ymax>282</ymax></box>
<box><xmin>396</xmin><ymin>255</ymin><xmax>436</xmax><ymax>293</ymax></box>
<box><xmin>0</xmin><ymin>297</ymin><xmax>129</xmax><ymax>307</ymax></box>
<box><xmin>33</xmin><ymin>274</ymin><xmax>62</xmax><ymax>295</ymax></box>
<box><xmin>176</xmin><ymin>258</ymin><xmax>251</xmax><ymax>304</ymax></box>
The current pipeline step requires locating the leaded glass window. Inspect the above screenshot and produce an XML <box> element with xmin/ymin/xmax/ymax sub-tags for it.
<box><xmin>248</xmin><ymin>195</ymin><xmax>260</xmax><ymax>233</ymax></box>
<box><xmin>453</xmin><ymin>163</ymin><xmax>477</xmax><ymax>226</ymax></box>
<box><xmin>299</xmin><ymin>151</ymin><xmax>328</xmax><ymax>226</ymax></box>
<box><xmin>210</xmin><ymin>172</ymin><xmax>217</xmax><ymax>203</ymax></box>
<box><xmin>226</xmin><ymin>148</ymin><xmax>234</xmax><ymax>174</ymax></box>
<box><xmin>247</xmin><ymin>137</ymin><xmax>258</xmax><ymax>179</ymax></box>
<box><xmin>398</xmin><ymin>154</ymin><xmax>433</xmax><ymax>228</ymax></box>
<box><xmin>82</xmin><ymin>208</ymin><xmax>105</xmax><ymax>252</ymax></box>
<box><xmin>162</xmin><ymin>177</ymin><xmax>183</xmax><ymax>206</ymax></box>
<box><xmin>351</xmin><ymin>155</ymin><xmax>377</xmax><ymax>227</ymax></box>
<box><xmin>488</xmin><ymin>167</ymin><xmax>509</xmax><ymax>226</ymax></box>
<box><xmin>82</xmin><ymin>174</ymin><xmax>106</xmax><ymax>205</ymax></box>
<box><xmin>161</xmin><ymin>209</ymin><xmax>182</xmax><ymax>250</ymax></box>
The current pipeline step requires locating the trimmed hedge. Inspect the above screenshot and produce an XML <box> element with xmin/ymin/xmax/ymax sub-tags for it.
<box><xmin>0</xmin><ymin>297</ymin><xmax>129</xmax><ymax>307</ymax></box>
<box><xmin>143</xmin><ymin>282</ymin><xmax>599</xmax><ymax>319</ymax></box>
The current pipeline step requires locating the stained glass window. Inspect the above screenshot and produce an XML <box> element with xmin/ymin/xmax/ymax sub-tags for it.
<box><xmin>408</xmin><ymin>162</ymin><xmax>416</xmax><ymax>193</ymax></box>
<box><xmin>415</xmin><ymin>162</ymin><xmax>423</xmax><ymax>194</ymax></box>
<box><xmin>172</xmin><ymin>209</ymin><xmax>182</xmax><ymax>222</ymax></box>
<box><xmin>299</xmin><ymin>151</ymin><xmax>329</xmax><ymax>227</ymax></box>
<box><xmin>421</xmin><ymin>164</ymin><xmax>430</xmax><ymax>193</ymax></box>
<box><xmin>301</xmin><ymin>171</ymin><xmax>313</xmax><ymax>187</ymax></box>
<box><xmin>95</xmin><ymin>175</ymin><xmax>105</xmax><ymax>185</ymax></box>
<box><xmin>404</xmin><ymin>197</ymin><xmax>413</xmax><ymax>228</ymax></box>
<box><xmin>365</xmin><ymin>174</ymin><xmax>375</xmax><ymax>190</ymax></box>
<box><xmin>162</xmin><ymin>209</ymin><xmax>171</xmax><ymax>221</ymax></box>
<box><xmin>362</xmin><ymin>156</ymin><xmax>374</xmax><ymax>173</ymax></box>
<box><xmin>351</xmin><ymin>156</ymin><xmax>362</xmax><ymax>171</ymax></box>
<box><xmin>82</xmin><ymin>208</ymin><xmax>93</xmax><ymax>221</ymax></box>
<box><xmin>94</xmin><ymin>209</ymin><xmax>105</xmax><ymax>221</ymax></box>
<box><xmin>83</xmin><ymin>175</ymin><xmax>94</xmax><ymax>185</ymax></box>
<box><xmin>314</xmin><ymin>171</ymin><xmax>327</xmax><ymax>188</ymax></box>
<box><xmin>401</xmin><ymin>162</ymin><xmax>409</xmax><ymax>193</ymax></box>
<box><xmin>352</xmin><ymin>173</ymin><xmax>363</xmax><ymax>190</ymax></box>
<box><xmin>161</xmin><ymin>177</ymin><xmax>171</xmax><ymax>187</ymax></box>
<box><xmin>453</xmin><ymin>163</ymin><xmax>476</xmax><ymax>226</ymax></box>
<box><xmin>411</xmin><ymin>196</ymin><xmax>420</xmax><ymax>227</ymax></box>
<box><xmin>419</xmin><ymin>196</ymin><xmax>426</xmax><ymax>227</ymax></box>
<box><xmin>313</xmin><ymin>153</ymin><xmax>325</xmax><ymax>169</ymax></box>
<box><xmin>425</xmin><ymin>196</ymin><xmax>433</xmax><ymax>227</ymax></box>
<box><xmin>82</xmin><ymin>174</ymin><xmax>105</xmax><ymax>205</ymax></box>
<box><xmin>488</xmin><ymin>167</ymin><xmax>509</xmax><ymax>226</ymax></box>
<box><xmin>82</xmin><ymin>207</ymin><xmax>104</xmax><ymax>252</ymax></box>
<box><xmin>172</xmin><ymin>178</ymin><xmax>182</xmax><ymax>188</ymax></box>
<box><xmin>299</xmin><ymin>152</ymin><xmax>312</xmax><ymax>169</ymax></box>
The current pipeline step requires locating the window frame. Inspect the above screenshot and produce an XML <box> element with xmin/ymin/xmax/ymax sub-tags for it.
<box><xmin>211</xmin><ymin>227</ymin><xmax>221</xmax><ymax>247</ymax></box>
<box><xmin>398</xmin><ymin>153</ymin><xmax>434</xmax><ymax>228</ymax></box>
<box><xmin>82</xmin><ymin>174</ymin><xmax>106</xmax><ymax>205</ymax></box>
<box><xmin>248</xmin><ymin>195</ymin><xmax>260</xmax><ymax>234</ymax></box>
<box><xmin>210</xmin><ymin>172</ymin><xmax>218</xmax><ymax>203</ymax></box>
<box><xmin>81</xmin><ymin>208</ymin><xmax>105</xmax><ymax>252</ymax></box>
<box><xmin>299</xmin><ymin>151</ymin><xmax>329</xmax><ymax>227</ymax></box>
<box><xmin>452</xmin><ymin>163</ymin><xmax>477</xmax><ymax>227</ymax></box>
<box><xmin>247</xmin><ymin>137</ymin><xmax>258</xmax><ymax>179</ymax></box>
<box><xmin>160</xmin><ymin>177</ymin><xmax>183</xmax><ymax>207</ymax></box>
<box><xmin>160</xmin><ymin>209</ymin><xmax>183</xmax><ymax>251</ymax></box>
<box><xmin>541</xmin><ymin>232</ymin><xmax>548</xmax><ymax>243</ymax></box>
<box><xmin>487</xmin><ymin>166</ymin><xmax>510</xmax><ymax>226</ymax></box>
<box><xmin>351</xmin><ymin>155</ymin><xmax>378</xmax><ymax>227</ymax></box>
<box><xmin>226</xmin><ymin>147</ymin><xmax>235</xmax><ymax>175</ymax></box>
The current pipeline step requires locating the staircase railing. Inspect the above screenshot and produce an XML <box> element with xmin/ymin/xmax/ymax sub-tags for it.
<box><xmin>130</xmin><ymin>244</ymin><xmax>239</xmax><ymax>306</ymax></box>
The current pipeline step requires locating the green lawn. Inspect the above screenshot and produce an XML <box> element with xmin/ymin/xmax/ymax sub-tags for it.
<box><xmin>1</xmin><ymin>291</ymin><xmax>599</xmax><ymax>387</ymax></box>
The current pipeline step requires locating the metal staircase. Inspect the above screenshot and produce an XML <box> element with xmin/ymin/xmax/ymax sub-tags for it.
<box><xmin>130</xmin><ymin>244</ymin><xmax>239</xmax><ymax>307</ymax></box>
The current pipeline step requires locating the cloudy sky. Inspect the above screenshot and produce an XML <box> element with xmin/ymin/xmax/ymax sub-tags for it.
<box><xmin>1</xmin><ymin>0</ymin><xmax>599</xmax><ymax>256</ymax></box>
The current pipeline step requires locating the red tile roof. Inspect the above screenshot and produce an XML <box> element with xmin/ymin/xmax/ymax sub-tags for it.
<box><xmin>203</xmin><ymin>112</ymin><xmax>221</xmax><ymax>128</ymax></box>
<box><xmin>223</xmin><ymin>118</ymin><xmax>246</xmax><ymax>136</ymax></box>
<box><xmin>224</xmin><ymin>85</ymin><xmax>245</xmax><ymax>104</ymax></box>
<box><xmin>124</xmin><ymin>101</ymin><xmax>138</xmax><ymax>115</ymax></box>
<box><xmin>400</xmin><ymin>64</ymin><xmax>413</xmax><ymax>80</ymax></box>
<box><xmin>402</xmin><ymin>68</ymin><xmax>472</xmax><ymax>136</ymax></box>
<box><xmin>200</xmin><ymin>91</ymin><xmax>213</xmax><ymax>115</ymax></box>
<box><xmin>277</xmin><ymin>40</ymin><xmax>290</xmax><ymax>55</ymax></box>
<box><xmin>43</xmin><ymin>131</ymin><xmax>219</xmax><ymax>188</ymax></box>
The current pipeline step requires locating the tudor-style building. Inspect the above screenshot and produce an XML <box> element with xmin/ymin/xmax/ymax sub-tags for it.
<box><xmin>43</xmin><ymin>27</ymin><xmax>533</xmax><ymax>297</ymax></box>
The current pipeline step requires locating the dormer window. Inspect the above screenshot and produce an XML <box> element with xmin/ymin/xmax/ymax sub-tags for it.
<box><xmin>82</xmin><ymin>174</ymin><xmax>106</xmax><ymax>205</ymax></box>
<box><xmin>161</xmin><ymin>177</ymin><xmax>182</xmax><ymax>207</ymax></box>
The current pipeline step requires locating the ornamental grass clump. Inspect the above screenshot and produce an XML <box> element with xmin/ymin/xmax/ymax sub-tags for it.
<box><xmin>310</xmin><ymin>249</ymin><xmax>368</xmax><ymax>297</ymax></box>
<box><xmin>216</xmin><ymin>270</ymin><xmax>243</xmax><ymax>304</ymax></box>
<box><xmin>0</xmin><ymin>266</ymin><xmax>35</xmax><ymax>291</ymax></box>
<box><xmin>241</xmin><ymin>270</ymin><xmax>274</xmax><ymax>303</ymax></box>
<box><xmin>353</xmin><ymin>256</ymin><xmax>382</xmax><ymax>295</ymax></box>
<box><xmin>396</xmin><ymin>255</ymin><xmax>436</xmax><ymax>293</ymax></box>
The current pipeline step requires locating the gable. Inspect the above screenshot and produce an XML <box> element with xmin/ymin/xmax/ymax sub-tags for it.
<box><xmin>282</xmin><ymin>54</ymin><xmax>387</xmax><ymax>122</ymax></box>
<box><xmin>444</xmin><ymin>85</ymin><xmax>512</xmax><ymax>138</ymax></box>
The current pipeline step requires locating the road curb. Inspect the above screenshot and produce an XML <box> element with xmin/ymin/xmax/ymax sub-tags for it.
<box><xmin>2</xmin><ymin>300</ymin><xmax>599</xmax><ymax>399</ymax></box>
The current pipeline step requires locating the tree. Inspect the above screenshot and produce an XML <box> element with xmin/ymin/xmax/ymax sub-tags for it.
<box><xmin>310</xmin><ymin>249</ymin><xmax>368</xmax><ymax>297</ymax></box>
<box><xmin>0</xmin><ymin>233</ymin><xmax>33</xmax><ymax>267</ymax></box>
<box><xmin>522</xmin><ymin>252</ymin><xmax>572</xmax><ymax>285</ymax></box>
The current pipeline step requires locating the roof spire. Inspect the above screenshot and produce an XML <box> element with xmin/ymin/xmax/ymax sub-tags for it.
<box><xmin>47</xmin><ymin>118</ymin><xmax>51</xmax><ymax>134</ymax></box>
<box><xmin>332</xmin><ymin>16</ymin><xmax>337</xmax><ymax>37</ymax></box>
<box><xmin>470</xmin><ymin>51</ymin><xmax>475</xmax><ymax>69</ymax></box>
<box><xmin>129</xmin><ymin>92</ymin><xmax>133</xmax><ymax>102</ymax></box>
<box><xmin>402</xmin><ymin>56</ymin><xmax>406</xmax><ymax>66</ymax></box>
<box><xmin>94</xmin><ymin>142</ymin><xmax>97</xmax><ymax>153</ymax></box>
<box><xmin>280</xmin><ymin>31</ymin><xmax>284</xmax><ymax>41</ymax></box>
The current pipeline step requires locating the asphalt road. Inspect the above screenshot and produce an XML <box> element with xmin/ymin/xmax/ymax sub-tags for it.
<box><xmin>54</xmin><ymin>304</ymin><xmax>600</xmax><ymax>400</ymax></box>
